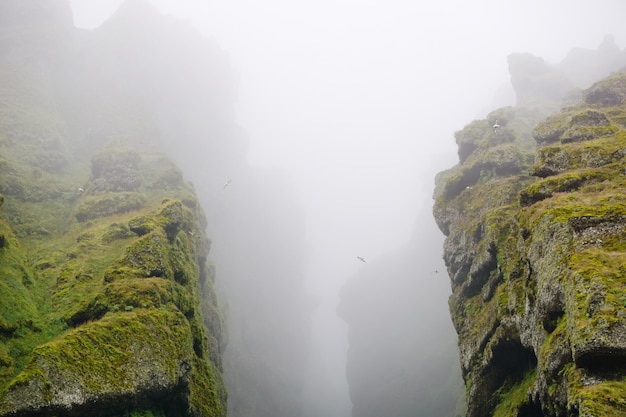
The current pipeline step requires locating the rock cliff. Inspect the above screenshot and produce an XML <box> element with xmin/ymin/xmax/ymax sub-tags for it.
<box><xmin>0</xmin><ymin>2</ymin><xmax>314</xmax><ymax>416</ymax></box>
<box><xmin>434</xmin><ymin>67</ymin><xmax>626</xmax><ymax>416</ymax></box>
<box><xmin>0</xmin><ymin>1</ymin><xmax>226</xmax><ymax>415</ymax></box>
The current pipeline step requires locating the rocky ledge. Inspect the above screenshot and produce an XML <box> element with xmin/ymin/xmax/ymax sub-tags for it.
<box><xmin>434</xmin><ymin>71</ymin><xmax>626</xmax><ymax>417</ymax></box>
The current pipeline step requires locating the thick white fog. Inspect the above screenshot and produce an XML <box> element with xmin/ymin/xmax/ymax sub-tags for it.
<box><xmin>70</xmin><ymin>1</ymin><xmax>626</xmax><ymax>415</ymax></box>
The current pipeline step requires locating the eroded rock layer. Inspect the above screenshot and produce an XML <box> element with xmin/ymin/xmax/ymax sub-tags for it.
<box><xmin>0</xmin><ymin>1</ymin><xmax>226</xmax><ymax>416</ymax></box>
<box><xmin>434</xmin><ymin>72</ymin><xmax>626</xmax><ymax>417</ymax></box>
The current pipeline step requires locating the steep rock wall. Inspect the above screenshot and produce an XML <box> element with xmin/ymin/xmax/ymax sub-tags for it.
<box><xmin>0</xmin><ymin>1</ymin><xmax>225</xmax><ymax>416</ymax></box>
<box><xmin>86</xmin><ymin>4</ymin><xmax>316</xmax><ymax>416</ymax></box>
<box><xmin>0</xmin><ymin>2</ymin><xmax>315</xmax><ymax>416</ymax></box>
<box><xmin>434</xmin><ymin>71</ymin><xmax>626</xmax><ymax>416</ymax></box>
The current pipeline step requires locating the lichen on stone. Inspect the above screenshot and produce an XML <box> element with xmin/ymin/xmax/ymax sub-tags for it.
<box><xmin>434</xmin><ymin>71</ymin><xmax>626</xmax><ymax>416</ymax></box>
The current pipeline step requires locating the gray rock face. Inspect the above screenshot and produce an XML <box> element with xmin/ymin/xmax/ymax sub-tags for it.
<box><xmin>434</xmin><ymin>72</ymin><xmax>626</xmax><ymax>417</ymax></box>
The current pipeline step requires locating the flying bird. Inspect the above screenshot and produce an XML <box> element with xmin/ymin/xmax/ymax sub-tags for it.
<box><xmin>357</xmin><ymin>256</ymin><xmax>366</xmax><ymax>263</ymax></box>
<box><xmin>77</xmin><ymin>187</ymin><xmax>84</xmax><ymax>193</ymax></box>
<box><xmin>223</xmin><ymin>179</ymin><xmax>231</xmax><ymax>190</ymax></box>
<box><xmin>493</xmin><ymin>120</ymin><xmax>501</xmax><ymax>133</ymax></box>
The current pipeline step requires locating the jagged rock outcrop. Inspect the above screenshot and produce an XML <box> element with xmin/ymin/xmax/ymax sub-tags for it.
<box><xmin>87</xmin><ymin>4</ymin><xmax>316</xmax><ymax>417</ymax></box>
<box><xmin>434</xmin><ymin>69</ymin><xmax>626</xmax><ymax>416</ymax></box>
<box><xmin>1</xmin><ymin>2</ymin><xmax>314</xmax><ymax>417</ymax></box>
<box><xmin>0</xmin><ymin>1</ymin><xmax>226</xmax><ymax>416</ymax></box>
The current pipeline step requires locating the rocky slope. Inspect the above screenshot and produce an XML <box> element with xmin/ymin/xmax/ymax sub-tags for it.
<box><xmin>0</xmin><ymin>1</ymin><xmax>226</xmax><ymax>416</ymax></box>
<box><xmin>434</xmin><ymin>68</ymin><xmax>626</xmax><ymax>416</ymax></box>
<box><xmin>0</xmin><ymin>1</ymin><xmax>315</xmax><ymax>416</ymax></box>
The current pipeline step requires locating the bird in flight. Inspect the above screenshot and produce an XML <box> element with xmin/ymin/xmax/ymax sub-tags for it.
<box><xmin>223</xmin><ymin>179</ymin><xmax>231</xmax><ymax>190</ymax></box>
<box><xmin>357</xmin><ymin>256</ymin><xmax>366</xmax><ymax>263</ymax></box>
<box><xmin>493</xmin><ymin>120</ymin><xmax>501</xmax><ymax>133</ymax></box>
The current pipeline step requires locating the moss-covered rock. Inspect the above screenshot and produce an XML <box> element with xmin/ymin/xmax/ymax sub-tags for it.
<box><xmin>583</xmin><ymin>72</ymin><xmax>626</xmax><ymax>107</ymax></box>
<box><xmin>434</xmin><ymin>71</ymin><xmax>626</xmax><ymax>416</ymax></box>
<box><xmin>0</xmin><ymin>3</ymin><xmax>228</xmax><ymax>417</ymax></box>
<box><xmin>0</xmin><ymin>309</ymin><xmax>196</xmax><ymax>415</ymax></box>
<box><xmin>90</xmin><ymin>148</ymin><xmax>143</xmax><ymax>192</ymax></box>
<box><xmin>75</xmin><ymin>193</ymin><xmax>145</xmax><ymax>222</ymax></box>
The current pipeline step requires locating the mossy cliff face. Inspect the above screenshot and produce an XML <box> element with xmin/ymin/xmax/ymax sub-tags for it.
<box><xmin>434</xmin><ymin>71</ymin><xmax>626</xmax><ymax>417</ymax></box>
<box><xmin>0</xmin><ymin>1</ymin><xmax>226</xmax><ymax>416</ymax></box>
<box><xmin>0</xmin><ymin>147</ymin><xmax>226</xmax><ymax>416</ymax></box>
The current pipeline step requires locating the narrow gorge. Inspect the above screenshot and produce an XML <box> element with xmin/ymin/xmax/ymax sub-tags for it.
<box><xmin>1</xmin><ymin>1</ymin><xmax>626</xmax><ymax>417</ymax></box>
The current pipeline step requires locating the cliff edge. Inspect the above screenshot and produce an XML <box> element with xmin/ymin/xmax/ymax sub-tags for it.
<box><xmin>434</xmin><ymin>70</ymin><xmax>626</xmax><ymax>417</ymax></box>
<box><xmin>0</xmin><ymin>1</ymin><xmax>226</xmax><ymax>416</ymax></box>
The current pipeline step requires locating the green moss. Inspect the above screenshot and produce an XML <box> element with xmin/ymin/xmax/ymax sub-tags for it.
<box><xmin>523</xmin><ymin>193</ymin><xmax>626</xmax><ymax>229</ymax></box>
<box><xmin>141</xmin><ymin>156</ymin><xmax>186</xmax><ymax>190</ymax></box>
<box><xmin>442</xmin><ymin>144</ymin><xmax>534</xmax><ymax>200</ymax></box>
<box><xmin>1</xmin><ymin>164</ymin><xmax>225</xmax><ymax>414</ymax></box>
<box><xmin>104</xmin><ymin>230</ymin><xmax>173</xmax><ymax>281</ymax></box>
<box><xmin>576</xmin><ymin>381</ymin><xmax>626</xmax><ymax>416</ymax></box>
<box><xmin>0</xmin><ymin>46</ymin><xmax>225</xmax><ymax>416</ymax></box>
<box><xmin>583</xmin><ymin>71</ymin><xmax>626</xmax><ymax>107</ymax></box>
<box><xmin>570</xmin><ymin>248</ymin><xmax>626</xmax><ymax>281</ymax></box>
<box><xmin>561</xmin><ymin>124</ymin><xmax>620</xmax><ymax>143</ymax></box>
<box><xmin>520</xmin><ymin>168</ymin><xmax>614</xmax><ymax>206</ymax></box>
<box><xmin>492</xmin><ymin>370</ymin><xmax>536</xmax><ymax>417</ymax></box>
<box><xmin>533</xmin><ymin>105</ymin><xmax>623</xmax><ymax>146</ymax></box>
<box><xmin>128</xmin><ymin>215</ymin><xmax>156</xmax><ymax>236</ymax></box>
<box><xmin>75</xmin><ymin>193</ymin><xmax>145</xmax><ymax>222</ymax></box>
<box><xmin>0</xmin><ymin>309</ymin><xmax>194</xmax><ymax>404</ymax></box>
<box><xmin>531</xmin><ymin>130</ymin><xmax>626</xmax><ymax>177</ymax></box>
<box><xmin>533</xmin><ymin>112</ymin><xmax>571</xmax><ymax>145</ymax></box>
<box><xmin>189</xmin><ymin>356</ymin><xmax>227</xmax><ymax>417</ymax></box>
<box><xmin>103</xmin><ymin>278</ymin><xmax>195</xmax><ymax>316</ymax></box>
<box><xmin>566</xmin><ymin>366</ymin><xmax>626</xmax><ymax>417</ymax></box>
<box><xmin>102</xmin><ymin>222</ymin><xmax>134</xmax><ymax>243</ymax></box>
<box><xmin>156</xmin><ymin>200</ymin><xmax>194</xmax><ymax>241</ymax></box>
<box><xmin>438</xmin><ymin>70</ymin><xmax>626</xmax><ymax>417</ymax></box>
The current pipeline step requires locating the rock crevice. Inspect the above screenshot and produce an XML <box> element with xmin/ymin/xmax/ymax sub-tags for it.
<box><xmin>434</xmin><ymin>71</ymin><xmax>626</xmax><ymax>416</ymax></box>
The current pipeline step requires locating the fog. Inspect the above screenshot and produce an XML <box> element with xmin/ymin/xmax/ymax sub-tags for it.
<box><xmin>69</xmin><ymin>1</ymin><xmax>626</xmax><ymax>416</ymax></box>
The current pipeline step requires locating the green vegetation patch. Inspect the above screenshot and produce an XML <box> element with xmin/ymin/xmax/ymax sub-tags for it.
<box><xmin>533</xmin><ymin>105</ymin><xmax>623</xmax><ymax>147</ymax></box>
<box><xmin>75</xmin><ymin>193</ymin><xmax>145</xmax><ymax>222</ymax></box>
<box><xmin>583</xmin><ymin>71</ymin><xmax>626</xmax><ymax>107</ymax></box>
<box><xmin>492</xmin><ymin>370</ymin><xmax>536</xmax><ymax>417</ymax></box>
<box><xmin>576</xmin><ymin>381</ymin><xmax>626</xmax><ymax>416</ymax></box>
<box><xmin>561</xmin><ymin>124</ymin><xmax>620</xmax><ymax>144</ymax></box>
<box><xmin>520</xmin><ymin>168</ymin><xmax>614</xmax><ymax>206</ymax></box>
<box><xmin>533</xmin><ymin>112</ymin><xmax>572</xmax><ymax>145</ymax></box>
<box><xmin>441</xmin><ymin>144</ymin><xmax>534</xmax><ymax>200</ymax></box>
<box><xmin>531</xmin><ymin>128</ymin><xmax>626</xmax><ymax>178</ymax></box>
<box><xmin>568</xmin><ymin>248</ymin><xmax>626</xmax><ymax>326</ymax></box>
<box><xmin>523</xmin><ymin>192</ymin><xmax>626</xmax><ymax>230</ymax></box>
<box><xmin>566</xmin><ymin>365</ymin><xmax>626</xmax><ymax>417</ymax></box>
<box><xmin>106</xmin><ymin>230</ymin><xmax>173</xmax><ymax>281</ymax></box>
<box><xmin>103</xmin><ymin>278</ymin><xmax>195</xmax><ymax>316</ymax></box>
<box><xmin>0</xmin><ymin>309</ymin><xmax>194</xmax><ymax>412</ymax></box>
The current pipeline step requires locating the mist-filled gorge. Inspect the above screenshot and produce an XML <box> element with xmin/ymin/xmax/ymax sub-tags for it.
<box><xmin>1</xmin><ymin>1</ymin><xmax>626</xmax><ymax>416</ymax></box>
